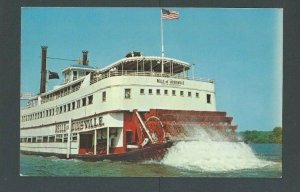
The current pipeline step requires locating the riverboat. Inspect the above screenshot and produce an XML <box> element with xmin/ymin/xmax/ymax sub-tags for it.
<box><xmin>20</xmin><ymin>47</ymin><xmax>237</xmax><ymax>161</ymax></box>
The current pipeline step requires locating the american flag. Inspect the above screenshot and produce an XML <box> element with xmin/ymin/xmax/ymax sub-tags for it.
<box><xmin>162</xmin><ymin>9</ymin><xmax>179</xmax><ymax>20</ymax></box>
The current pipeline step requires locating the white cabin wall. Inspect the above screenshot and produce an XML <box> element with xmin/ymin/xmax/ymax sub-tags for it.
<box><xmin>21</xmin><ymin>125</ymin><xmax>56</xmax><ymax>137</ymax></box>
<box><xmin>20</xmin><ymin>141</ymin><xmax>78</xmax><ymax>154</ymax></box>
<box><xmin>21</xmin><ymin>75</ymin><xmax>216</xmax><ymax>129</ymax></box>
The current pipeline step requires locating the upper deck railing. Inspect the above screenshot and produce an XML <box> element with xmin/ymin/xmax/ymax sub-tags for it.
<box><xmin>90</xmin><ymin>70</ymin><xmax>214</xmax><ymax>85</ymax></box>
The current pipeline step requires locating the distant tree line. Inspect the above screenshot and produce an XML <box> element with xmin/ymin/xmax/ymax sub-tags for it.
<box><xmin>240</xmin><ymin>127</ymin><xmax>282</xmax><ymax>144</ymax></box>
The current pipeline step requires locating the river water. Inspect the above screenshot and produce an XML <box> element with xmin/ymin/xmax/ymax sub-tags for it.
<box><xmin>20</xmin><ymin>143</ymin><xmax>281</xmax><ymax>177</ymax></box>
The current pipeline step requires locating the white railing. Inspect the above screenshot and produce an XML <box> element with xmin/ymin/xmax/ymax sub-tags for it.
<box><xmin>20</xmin><ymin>92</ymin><xmax>33</xmax><ymax>100</ymax></box>
<box><xmin>90</xmin><ymin>70</ymin><xmax>214</xmax><ymax>85</ymax></box>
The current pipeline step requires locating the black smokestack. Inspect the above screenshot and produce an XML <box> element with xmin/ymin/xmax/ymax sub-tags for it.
<box><xmin>40</xmin><ymin>46</ymin><xmax>48</xmax><ymax>94</ymax></box>
<box><xmin>82</xmin><ymin>50</ymin><xmax>88</xmax><ymax>65</ymax></box>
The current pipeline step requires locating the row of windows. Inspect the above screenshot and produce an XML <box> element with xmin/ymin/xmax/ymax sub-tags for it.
<box><xmin>20</xmin><ymin>133</ymin><xmax>78</xmax><ymax>143</ymax></box>
<box><xmin>21</xmin><ymin>95</ymin><xmax>93</xmax><ymax>122</ymax></box>
<box><xmin>123</xmin><ymin>88</ymin><xmax>211</xmax><ymax>103</ymax></box>
<box><xmin>139</xmin><ymin>88</ymin><xmax>199</xmax><ymax>97</ymax></box>
<box><xmin>41</xmin><ymin>82</ymin><xmax>82</xmax><ymax>104</ymax></box>
<box><xmin>23</xmin><ymin>89</ymin><xmax>212</xmax><ymax>122</ymax></box>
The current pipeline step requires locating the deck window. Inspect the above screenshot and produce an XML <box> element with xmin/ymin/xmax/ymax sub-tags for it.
<box><xmin>164</xmin><ymin>90</ymin><xmax>168</xmax><ymax>95</ymax></box>
<box><xmin>149</xmin><ymin>89</ymin><xmax>153</xmax><ymax>95</ymax></box>
<box><xmin>102</xmin><ymin>91</ymin><xmax>106</xmax><ymax>102</ymax></box>
<box><xmin>156</xmin><ymin>89</ymin><xmax>161</xmax><ymax>95</ymax></box>
<box><xmin>140</xmin><ymin>89</ymin><xmax>145</xmax><ymax>95</ymax></box>
<box><xmin>172</xmin><ymin>90</ymin><xmax>176</xmax><ymax>96</ymax></box>
<box><xmin>188</xmin><ymin>92</ymin><xmax>192</xmax><ymax>97</ymax></box>
<box><xmin>49</xmin><ymin>136</ymin><xmax>55</xmax><ymax>142</ymax></box>
<box><xmin>88</xmin><ymin>95</ymin><xmax>93</xmax><ymax>104</ymax></box>
<box><xmin>67</xmin><ymin>103</ymin><xmax>71</xmax><ymax>111</ymax></box>
<box><xmin>72</xmin><ymin>136</ymin><xmax>78</xmax><ymax>141</ymax></box>
<box><xmin>73</xmin><ymin>71</ymin><xmax>78</xmax><ymax>80</ymax></box>
<box><xmin>76</xmin><ymin>100</ymin><xmax>81</xmax><ymax>108</ymax></box>
<box><xmin>43</xmin><ymin>136</ymin><xmax>48</xmax><ymax>142</ymax></box>
<box><xmin>64</xmin><ymin>105</ymin><xmax>66</xmax><ymax>112</ymax></box>
<box><xmin>125</xmin><ymin>89</ymin><xmax>131</xmax><ymax>99</ymax></box>
<box><xmin>180</xmin><ymin>91</ymin><xmax>184</xmax><ymax>96</ymax></box>
<box><xmin>196</xmin><ymin>92</ymin><xmax>199</xmax><ymax>98</ymax></box>
<box><xmin>82</xmin><ymin>98</ymin><xmax>87</xmax><ymax>106</ymax></box>
<box><xmin>207</xmin><ymin>94</ymin><xmax>211</xmax><ymax>104</ymax></box>
<box><xmin>72</xmin><ymin>102</ymin><xmax>75</xmax><ymax>110</ymax></box>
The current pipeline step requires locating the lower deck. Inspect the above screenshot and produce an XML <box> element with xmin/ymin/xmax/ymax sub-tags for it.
<box><xmin>20</xmin><ymin>109</ymin><xmax>237</xmax><ymax>160</ymax></box>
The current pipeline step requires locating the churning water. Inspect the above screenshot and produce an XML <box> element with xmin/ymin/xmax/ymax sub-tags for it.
<box><xmin>161</xmin><ymin>125</ymin><xmax>274</xmax><ymax>172</ymax></box>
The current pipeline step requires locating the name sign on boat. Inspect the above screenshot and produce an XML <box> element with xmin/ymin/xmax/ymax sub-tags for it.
<box><xmin>157</xmin><ymin>79</ymin><xmax>184</xmax><ymax>86</ymax></box>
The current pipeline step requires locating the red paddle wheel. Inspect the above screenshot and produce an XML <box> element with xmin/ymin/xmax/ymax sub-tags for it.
<box><xmin>144</xmin><ymin>116</ymin><xmax>166</xmax><ymax>143</ymax></box>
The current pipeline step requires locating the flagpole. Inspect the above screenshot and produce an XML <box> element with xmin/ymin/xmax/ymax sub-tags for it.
<box><xmin>160</xmin><ymin>9</ymin><xmax>164</xmax><ymax>73</ymax></box>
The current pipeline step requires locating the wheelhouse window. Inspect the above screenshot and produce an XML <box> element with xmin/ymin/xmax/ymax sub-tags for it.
<box><xmin>125</xmin><ymin>89</ymin><xmax>131</xmax><ymax>99</ymax></box>
<box><xmin>149</xmin><ymin>89</ymin><xmax>153</xmax><ymax>95</ymax></box>
<box><xmin>102</xmin><ymin>91</ymin><xmax>106</xmax><ymax>102</ymax></box>
<box><xmin>172</xmin><ymin>90</ymin><xmax>176</xmax><ymax>96</ymax></box>
<box><xmin>73</xmin><ymin>71</ymin><xmax>78</xmax><ymax>80</ymax></box>
<box><xmin>207</xmin><ymin>94</ymin><xmax>211</xmax><ymax>104</ymax></box>
<box><xmin>164</xmin><ymin>90</ymin><xmax>168</xmax><ymax>95</ymax></box>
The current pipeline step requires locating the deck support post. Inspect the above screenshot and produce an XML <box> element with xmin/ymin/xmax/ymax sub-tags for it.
<box><xmin>94</xmin><ymin>129</ymin><xmax>97</xmax><ymax>155</ymax></box>
<box><xmin>67</xmin><ymin>118</ymin><xmax>72</xmax><ymax>159</ymax></box>
<box><xmin>107</xmin><ymin>127</ymin><xmax>110</xmax><ymax>155</ymax></box>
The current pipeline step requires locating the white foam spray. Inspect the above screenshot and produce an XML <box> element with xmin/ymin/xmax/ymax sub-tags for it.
<box><xmin>161</xmin><ymin>125</ymin><xmax>274</xmax><ymax>172</ymax></box>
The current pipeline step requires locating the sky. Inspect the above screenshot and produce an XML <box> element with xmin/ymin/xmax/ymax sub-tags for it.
<box><xmin>21</xmin><ymin>8</ymin><xmax>282</xmax><ymax>131</ymax></box>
